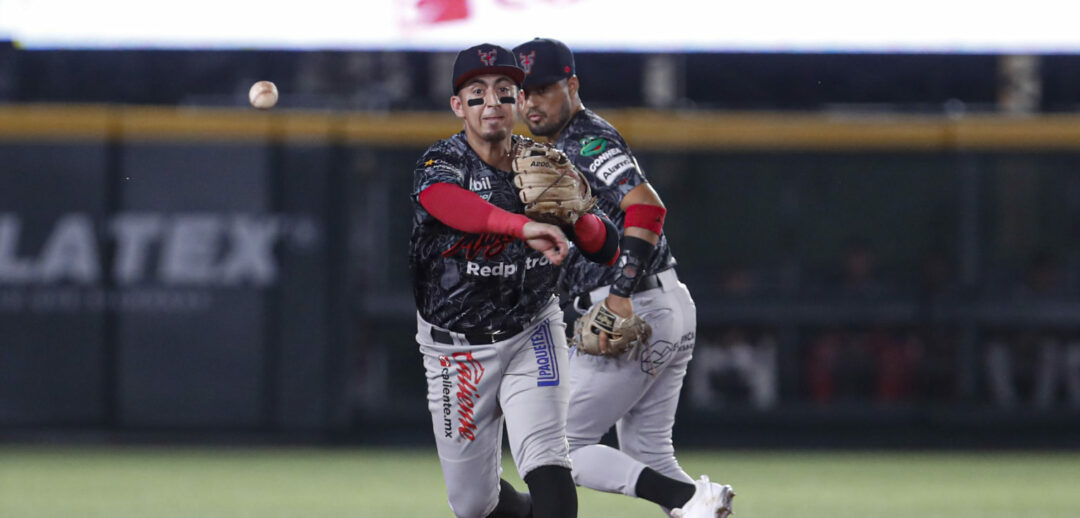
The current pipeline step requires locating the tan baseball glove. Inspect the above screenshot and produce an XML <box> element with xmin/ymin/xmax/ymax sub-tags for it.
<box><xmin>511</xmin><ymin>138</ymin><xmax>596</xmax><ymax>225</ymax></box>
<box><xmin>572</xmin><ymin>301</ymin><xmax>652</xmax><ymax>357</ymax></box>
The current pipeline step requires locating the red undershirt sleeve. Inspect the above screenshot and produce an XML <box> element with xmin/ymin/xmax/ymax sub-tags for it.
<box><xmin>571</xmin><ymin>212</ymin><xmax>620</xmax><ymax>266</ymax></box>
<box><xmin>573</xmin><ymin>213</ymin><xmax>606</xmax><ymax>253</ymax></box>
<box><xmin>418</xmin><ymin>182</ymin><xmax>530</xmax><ymax>239</ymax></box>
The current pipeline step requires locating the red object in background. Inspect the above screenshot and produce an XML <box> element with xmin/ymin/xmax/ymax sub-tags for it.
<box><xmin>415</xmin><ymin>0</ymin><xmax>470</xmax><ymax>24</ymax></box>
<box><xmin>808</xmin><ymin>326</ymin><xmax>924</xmax><ymax>405</ymax></box>
<box><xmin>875</xmin><ymin>331</ymin><xmax>923</xmax><ymax>402</ymax></box>
<box><xmin>806</xmin><ymin>331</ymin><xmax>842</xmax><ymax>403</ymax></box>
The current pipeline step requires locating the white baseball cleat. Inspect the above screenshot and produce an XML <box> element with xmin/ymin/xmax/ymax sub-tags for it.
<box><xmin>670</xmin><ymin>475</ymin><xmax>735</xmax><ymax>518</ymax></box>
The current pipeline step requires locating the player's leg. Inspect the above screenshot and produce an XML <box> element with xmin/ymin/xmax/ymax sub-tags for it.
<box><xmin>619</xmin><ymin>283</ymin><xmax>734</xmax><ymax>517</ymax></box>
<box><xmin>616</xmin><ymin>345</ymin><xmax>694</xmax><ymax>484</ymax></box>
<box><xmin>564</xmin><ymin>279</ymin><xmax>698</xmax><ymax>499</ymax></box>
<box><xmin>564</xmin><ymin>348</ymin><xmax>657</xmax><ymax>496</ymax></box>
<box><xmin>615</xmin><ymin>351</ymin><xmax>697</xmax><ymax>511</ymax></box>
<box><xmin>583</xmin><ymin>284</ymin><xmax>696</xmax><ymax>506</ymax></box>
<box><xmin>617</xmin><ymin>285</ymin><xmax>696</xmax><ymax>484</ymax></box>
<box><xmin>500</xmin><ymin>300</ymin><xmax>577</xmax><ymax>518</ymax></box>
<box><xmin>419</xmin><ymin>332</ymin><xmax>506</xmax><ymax>518</ymax></box>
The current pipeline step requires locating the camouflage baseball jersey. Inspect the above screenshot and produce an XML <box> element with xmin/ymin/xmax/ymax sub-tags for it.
<box><xmin>554</xmin><ymin>108</ymin><xmax>676</xmax><ymax>298</ymax></box>
<box><xmin>410</xmin><ymin>132</ymin><xmax>561</xmax><ymax>332</ymax></box>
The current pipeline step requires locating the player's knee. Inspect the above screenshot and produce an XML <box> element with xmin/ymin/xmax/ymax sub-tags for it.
<box><xmin>617</xmin><ymin>432</ymin><xmax>643</xmax><ymax>459</ymax></box>
<box><xmin>515</xmin><ymin>431</ymin><xmax>572</xmax><ymax>479</ymax></box>
<box><xmin>565</xmin><ymin>421</ymin><xmax>608</xmax><ymax>452</ymax></box>
<box><xmin>567</xmin><ymin>447</ymin><xmax>588</xmax><ymax>485</ymax></box>
<box><xmin>619</xmin><ymin>435</ymin><xmax>676</xmax><ymax>471</ymax></box>
<box><xmin>566</xmin><ymin>433</ymin><xmax>593</xmax><ymax>453</ymax></box>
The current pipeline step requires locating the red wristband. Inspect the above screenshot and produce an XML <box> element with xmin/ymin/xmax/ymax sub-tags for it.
<box><xmin>624</xmin><ymin>204</ymin><xmax>666</xmax><ymax>234</ymax></box>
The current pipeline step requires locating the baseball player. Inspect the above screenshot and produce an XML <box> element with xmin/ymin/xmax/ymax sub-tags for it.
<box><xmin>512</xmin><ymin>38</ymin><xmax>736</xmax><ymax>518</ymax></box>
<box><xmin>410</xmin><ymin>43</ymin><xmax>620</xmax><ymax>518</ymax></box>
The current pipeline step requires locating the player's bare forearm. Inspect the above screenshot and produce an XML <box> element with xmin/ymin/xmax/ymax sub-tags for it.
<box><xmin>604</xmin><ymin>293</ymin><xmax>634</xmax><ymax>318</ymax></box>
<box><xmin>624</xmin><ymin>225</ymin><xmax>658</xmax><ymax>245</ymax></box>
<box><xmin>603</xmin><ymin>182</ymin><xmax>666</xmax><ymax>318</ymax></box>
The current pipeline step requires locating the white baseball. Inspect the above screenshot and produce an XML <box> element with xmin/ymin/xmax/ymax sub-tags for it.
<box><xmin>248</xmin><ymin>80</ymin><xmax>279</xmax><ymax>109</ymax></box>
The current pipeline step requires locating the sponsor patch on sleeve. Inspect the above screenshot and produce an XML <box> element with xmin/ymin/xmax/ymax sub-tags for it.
<box><xmin>595</xmin><ymin>155</ymin><xmax>635</xmax><ymax>185</ymax></box>
<box><xmin>585</xmin><ymin>145</ymin><xmax>636</xmax><ymax>185</ymax></box>
<box><xmin>579</xmin><ymin>136</ymin><xmax>608</xmax><ymax>157</ymax></box>
<box><xmin>424</xmin><ymin>157</ymin><xmax>464</xmax><ymax>181</ymax></box>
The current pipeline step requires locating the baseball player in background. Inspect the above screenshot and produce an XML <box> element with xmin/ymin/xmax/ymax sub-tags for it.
<box><xmin>512</xmin><ymin>38</ymin><xmax>736</xmax><ymax>518</ymax></box>
<box><xmin>410</xmin><ymin>43</ymin><xmax>621</xmax><ymax>518</ymax></box>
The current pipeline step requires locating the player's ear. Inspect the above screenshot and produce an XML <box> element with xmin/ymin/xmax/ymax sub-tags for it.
<box><xmin>516</xmin><ymin>87</ymin><xmax>525</xmax><ymax>111</ymax></box>
<box><xmin>450</xmin><ymin>95</ymin><xmax>465</xmax><ymax>118</ymax></box>
<box><xmin>567</xmin><ymin>76</ymin><xmax>580</xmax><ymax>98</ymax></box>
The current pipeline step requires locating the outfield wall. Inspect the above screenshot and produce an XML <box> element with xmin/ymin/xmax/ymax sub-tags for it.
<box><xmin>2</xmin><ymin>106</ymin><xmax>1079</xmax><ymax>444</ymax></box>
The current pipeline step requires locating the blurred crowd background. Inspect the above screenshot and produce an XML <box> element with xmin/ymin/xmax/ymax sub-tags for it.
<box><xmin>6</xmin><ymin>47</ymin><xmax>1080</xmax><ymax>112</ymax></box>
<box><xmin>2</xmin><ymin>4</ymin><xmax>1080</xmax><ymax>448</ymax></box>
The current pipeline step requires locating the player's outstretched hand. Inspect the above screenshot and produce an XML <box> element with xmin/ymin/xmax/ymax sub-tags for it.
<box><xmin>521</xmin><ymin>221</ymin><xmax>569</xmax><ymax>265</ymax></box>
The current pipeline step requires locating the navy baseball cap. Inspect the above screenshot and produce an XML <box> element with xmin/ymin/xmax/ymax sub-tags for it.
<box><xmin>452</xmin><ymin>43</ymin><xmax>525</xmax><ymax>93</ymax></box>
<box><xmin>512</xmin><ymin>38</ymin><xmax>575</xmax><ymax>89</ymax></box>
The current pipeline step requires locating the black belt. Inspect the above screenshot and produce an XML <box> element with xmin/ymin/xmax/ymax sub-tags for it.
<box><xmin>574</xmin><ymin>272</ymin><xmax>663</xmax><ymax>310</ymax></box>
<box><xmin>431</xmin><ymin>323</ymin><xmax>525</xmax><ymax>345</ymax></box>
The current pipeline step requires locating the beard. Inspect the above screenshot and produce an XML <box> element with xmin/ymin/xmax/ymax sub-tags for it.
<box><xmin>526</xmin><ymin>101</ymin><xmax>571</xmax><ymax>137</ymax></box>
<box><xmin>479</xmin><ymin>125</ymin><xmax>509</xmax><ymax>142</ymax></box>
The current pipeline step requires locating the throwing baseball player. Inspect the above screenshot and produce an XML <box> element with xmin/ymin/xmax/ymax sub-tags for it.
<box><xmin>512</xmin><ymin>38</ymin><xmax>736</xmax><ymax>518</ymax></box>
<box><xmin>411</xmin><ymin>43</ymin><xmax>621</xmax><ymax>518</ymax></box>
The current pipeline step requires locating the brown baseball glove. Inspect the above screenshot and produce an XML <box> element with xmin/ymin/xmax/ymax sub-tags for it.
<box><xmin>511</xmin><ymin>138</ymin><xmax>596</xmax><ymax>225</ymax></box>
<box><xmin>572</xmin><ymin>301</ymin><xmax>652</xmax><ymax>357</ymax></box>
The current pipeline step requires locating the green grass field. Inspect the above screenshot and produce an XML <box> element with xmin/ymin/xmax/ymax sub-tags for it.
<box><xmin>2</xmin><ymin>446</ymin><xmax>1078</xmax><ymax>517</ymax></box>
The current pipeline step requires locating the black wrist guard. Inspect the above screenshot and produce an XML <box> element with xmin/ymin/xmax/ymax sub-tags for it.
<box><xmin>610</xmin><ymin>235</ymin><xmax>655</xmax><ymax>297</ymax></box>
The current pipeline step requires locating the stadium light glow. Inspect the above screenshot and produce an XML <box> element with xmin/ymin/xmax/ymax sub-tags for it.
<box><xmin>0</xmin><ymin>0</ymin><xmax>1077</xmax><ymax>53</ymax></box>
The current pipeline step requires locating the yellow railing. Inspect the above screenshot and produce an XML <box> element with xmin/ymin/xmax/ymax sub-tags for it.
<box><xmin>3</xmin><ymin>104</ymin><xmax>1080</xmax><ymax>150</ymax></box>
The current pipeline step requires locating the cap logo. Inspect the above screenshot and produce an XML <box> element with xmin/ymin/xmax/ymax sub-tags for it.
<box><xmin>518</xmin><ymin>51</ymin><xmax>536</xmax><ymax>75</ymax></box>
<box><xmin>477</xmin><ymin>49</ymin><xmax>497</xmax><ymax>66</ymax></box>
